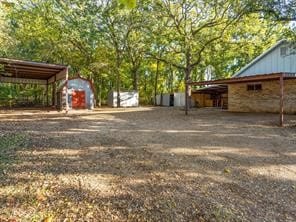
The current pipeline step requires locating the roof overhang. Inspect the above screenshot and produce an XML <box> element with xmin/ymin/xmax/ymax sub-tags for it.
<box><xmin>188</xmin><ymin>73</ymin><xmax>296</xmax><ymax>86</ymax></box>
<box><xmin>0</xmin><ymin>58</ymin><xmax>68</xmax><ymax>85</ymax></box>
<box><xmin>192</xmin><ymin>85</ymin><xmax>228</xmax><ymax>94</ymax></box>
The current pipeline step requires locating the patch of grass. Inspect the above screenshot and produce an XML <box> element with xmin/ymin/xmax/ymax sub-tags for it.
<box><xmin>210</xmin><ymin>205</ymin><xmax>237</xmax><ymax>222</ymax></box>
<box><xmin>0</xmin><ymin>133</ymin><xmax>28</xmax><ymax>173</ymax></box>
<box><xmin>0</xmin><ymin>133</ymin><xmax>27</xmax><ymax>149</ymax></box>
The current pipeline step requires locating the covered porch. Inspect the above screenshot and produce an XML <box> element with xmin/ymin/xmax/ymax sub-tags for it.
<box><xmin>192</xmin><ymin>85</ymin><xmax>228</xmax><ymax>109</ymax></box>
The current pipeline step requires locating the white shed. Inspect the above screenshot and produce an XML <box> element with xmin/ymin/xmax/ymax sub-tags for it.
<box><xmin>174</xmin><ymin>92</ymin><xmax>186</xmax><ymax>107</ymax></box>
<box><xmin>155</xmin><ymin>93</ymin><xmax>195</xmax><ymax>107</ymax></box>
<box><xmin>108</xmin><ymin>91</ymin><xmax>139</xmax><ymax>107</ymax></box>
<box><xmin>161</xmin><ymin>93</ymin><xmax>173</xmax><ymax>106</ymax></box>
<box><xmin>155</xmin><ymin>94</ymin><xmax>161</xmax><ymax>106</ymax></box>
<box><xmin>57</xmin><ymin>77</ymin><xmax>95</xmax><ymax>110</ymax></box>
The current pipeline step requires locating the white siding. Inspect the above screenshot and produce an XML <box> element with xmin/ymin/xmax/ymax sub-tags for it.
<box><xmin>156</xmin><ymin>95</ymin><xmax>161</xmax><ymax>106</ymax></box>
<box><xmin>236</xmin><ymin>41</ymin><xmax>296</xmax><ymax>77</ymax></box>
<box><xmin>156</xmin><ymin>93</ymin><xmax>195</xmax><ymax>107</ymax></box>
<box><xmin>108</xmin><ymin>91</ymin><xmax>139</xmax><ymax>107</ymax></box>
<box><xmin>174</xmin><ymin>93</ymin><xmax>185</xmax><ymax>107</ymax></box>
<box><xmin>161</xmin><ymin>93</ymin><xmax>171</xmax><ymax>106</ymax></box>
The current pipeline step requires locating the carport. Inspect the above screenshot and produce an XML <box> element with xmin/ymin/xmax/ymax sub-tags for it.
<box><xmin>0</xmin><ymin>58</ymin><xmax>69</xmax><ymax>111</ymax></box>
<box><xmin>192</xmin><ymin>85</ymin><xmax>228</xmax><ymax>109</ymax></box>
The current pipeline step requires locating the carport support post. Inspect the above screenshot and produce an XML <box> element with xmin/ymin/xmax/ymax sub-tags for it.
<box><xmin>52</xmin><ymin>81</ymin><xmax>56</xmax><ymax>107</ymax></box>
<box><xmin>65</xmin><ymin>67</ymin><xmax>69</xmax><ymax>113</ymax></box>
<box><xmin>279</xmin><ymin>74</ymin><xmax>284</xmax><ymax>127</ymax></box>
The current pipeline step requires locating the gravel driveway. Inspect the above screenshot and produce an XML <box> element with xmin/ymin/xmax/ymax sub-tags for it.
<box><xmin>0</xmin><ymin>107</ymin><xmax>296</xmax><ymax>221</ymax></box>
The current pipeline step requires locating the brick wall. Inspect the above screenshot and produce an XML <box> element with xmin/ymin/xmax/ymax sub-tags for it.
<box><xmin>228</xmin><ymin>79</ymin><xmax>296</xmax><ymax>114</ymax></box>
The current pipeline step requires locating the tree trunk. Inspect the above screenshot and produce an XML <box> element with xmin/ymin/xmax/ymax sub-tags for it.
<box><xmin>185</xmin><ymin>49</ymin><xmax>192</xmax><ymax>115</ymax></box>
<box><xmin>169</xmin><ymin>65</ymin><xmax>174</xmax><ymax>93</ymax></box>
<box><xmin>144</xmin><ymin>74</ymin><xmax>147</xmax><ymax>93</ymax></box>
<box><xmin>132</xmin><ymin>68</ymin><xmax>138</xmax><ymax>91</ymax></box>
<box><xmin>185</xmin><ymin>68</ymin><xmax>190</xmax><ymax>115</ymax></box>
<box><xmin>154</xmin><ymin>60</ymin><xmax>160</xmax><ymax>105</ymax></box>
<box><xmin>116</xmin><ymin>54</ymin><xmax>121</xmax><ymax>108</ymax></box>
<box><xmin>98</xmin><ymin>77</ymin><xmax>102</xmax><ymax>107</ymax></box>
<box><xmin>95</xmin><ymin>73</ymin><xmax>102</xmax><ymax>107</ymax></box>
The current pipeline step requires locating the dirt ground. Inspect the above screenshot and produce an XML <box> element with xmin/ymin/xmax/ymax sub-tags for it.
<box><xmin>0</xmin><ymin>107</ymin><xmax>296</xmax><ymax>222</ymax></box>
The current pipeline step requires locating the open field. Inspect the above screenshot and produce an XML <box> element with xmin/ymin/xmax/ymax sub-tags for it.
<box><xmin>0</xmin><ymin>107</ymin><xmax>296</xmax><ymax>221</ymax></box>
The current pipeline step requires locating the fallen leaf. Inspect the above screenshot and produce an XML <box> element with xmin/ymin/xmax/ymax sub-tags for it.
<box><xmin>36</xmin><ymin>192</ymin><xmax>47</xmax><ymax>202</ymax></box>
<box><xmin>224</xmin><ymin>168</ymin><xmax>231</xmax><ymax>174</ymax></box>
<box><xmin>42</xmin><ymin>216</ymin><xmax>53</xmax><ymax>222</ymax></box>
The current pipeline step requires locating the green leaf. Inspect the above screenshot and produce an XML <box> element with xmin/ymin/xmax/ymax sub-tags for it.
<box><xmin>119</xmin><ymin>0</ymin><xmax>136</xmax><ymax>9</ymax></box>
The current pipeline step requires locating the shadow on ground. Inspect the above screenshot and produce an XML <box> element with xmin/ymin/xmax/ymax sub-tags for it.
<box><xmin>0</xmin><ymin>107</ymin><xmax>296</xmax><ymax>221</ymax></box>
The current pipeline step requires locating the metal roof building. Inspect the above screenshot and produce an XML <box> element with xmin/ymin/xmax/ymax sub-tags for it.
<box><xmin>190</xmin><ymin>40</ymin><xmax>296</xmax><ymax>126</ymax></box>
<box><xmin>233</xmin><ymin>40</ymin><xmax>296</xmax><ymax>77</ymax></box>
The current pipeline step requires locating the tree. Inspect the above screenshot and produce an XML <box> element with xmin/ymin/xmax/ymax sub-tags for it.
<box><xmin>0</xmin><ymin>0</ymin><xmax>290</xmax><ymax>108</ymax></box>
<box><xmin>97</xmin><ymin>1</ymin><xmax>133</xmax><ymax>107</ymax></box>
<box><xmin>192</xmin><ymin>14</ymin><xmax>285</xmax><ymax>80</ymax></box>
<box><xmin>250</xmin><ymin>0</ymin><xmax>296</xmax><ymax>21</ymax></box>
<box><xmin>149</xmin><ymin>0</ymin><xmax>251</xmax><ymax>114</ymax></box>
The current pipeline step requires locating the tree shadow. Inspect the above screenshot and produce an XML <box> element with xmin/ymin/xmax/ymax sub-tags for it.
<box><xmin>0</xmin><ymin>107</ymin><xmax>296</xmax><ymax>221</ymax></box>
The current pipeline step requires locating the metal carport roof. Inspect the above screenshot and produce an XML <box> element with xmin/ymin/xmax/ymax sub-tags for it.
<box><xmin>0</xmin><ymin>58</ymin><xmax>68</xmax><ymax>85</ymax></box>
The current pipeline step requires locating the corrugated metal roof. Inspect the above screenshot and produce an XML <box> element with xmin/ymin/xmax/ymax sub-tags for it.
<box><xmin>192</xmin><ymin>85</ymin><xmax>228</xmax><ymax>94</ymax></box>
<box><xmin>189</xmin><ymin>72</ymin><xmax>296</xmax><ymax>86</ymax></box>
<box><xmin>0</xmin><ymin>57</ymin><xmax>67</xmax><ymax>80</ymax></box>
<box><xmin>232</xmin><ymin>40</ymin><xmax>287</xmax><ymax>77</ymax></box>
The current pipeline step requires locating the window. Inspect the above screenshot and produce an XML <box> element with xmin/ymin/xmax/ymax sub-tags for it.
<box><xmin>280</xmin><ymin>46</ymin><xmax>287</xmax><ymax>57</ymax></box>
<box><xmin>247</xmin><ymin>83</ymin><xmax>262</xmax><ymax>91</ymax></box>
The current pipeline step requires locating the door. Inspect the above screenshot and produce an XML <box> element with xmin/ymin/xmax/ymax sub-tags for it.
<box><xmin>211</xmin><ymin>94</ymin><xmax>221</xmax><ymax>108</ymax></box>
<box><xmin>169</xmin><ymin>94</ymin><xmax>174</xmax><ymax>106</ymax></box>
<box><xmin>72</xmin><ymin>90</ymin><xmax>86</xmax><ymax>109</ymax></box>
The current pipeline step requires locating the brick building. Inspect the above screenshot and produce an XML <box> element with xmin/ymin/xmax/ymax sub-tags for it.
<box><xmin>192</xmin><ymin>40</ymin><xmax>296</xmax><ymax>115</ymax></box>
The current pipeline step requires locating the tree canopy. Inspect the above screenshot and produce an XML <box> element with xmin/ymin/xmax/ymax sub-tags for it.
<box><xmin>0</xmin><ymin>0</ymin><xmax>293</xmax><ymax>107</ymax></box>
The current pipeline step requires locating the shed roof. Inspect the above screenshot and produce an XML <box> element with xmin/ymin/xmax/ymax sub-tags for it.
<box><xmin>0</xmin><ymin>58</ymin><xmax>68</xmax><ymax>82</ymax></box>
<box><xmin>57</xmin><ymin>76</ymin><xmax>95</xmax><ymax>93</ymax></box>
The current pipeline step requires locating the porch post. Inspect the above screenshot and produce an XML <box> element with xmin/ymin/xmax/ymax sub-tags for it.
<box><xmin>52</xmin><ymin>82</ymin><xmax>56</xmax><ymax>107</ymax></box>
<box><xmin>279</xmin><ymin>74</ymin><xmax>284</xmax><ymax>127</ymax></box>
<box><xmin>46</xmin><ymin>81</ymin><xmax>49</xmax><ymax>107</ymax></box>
